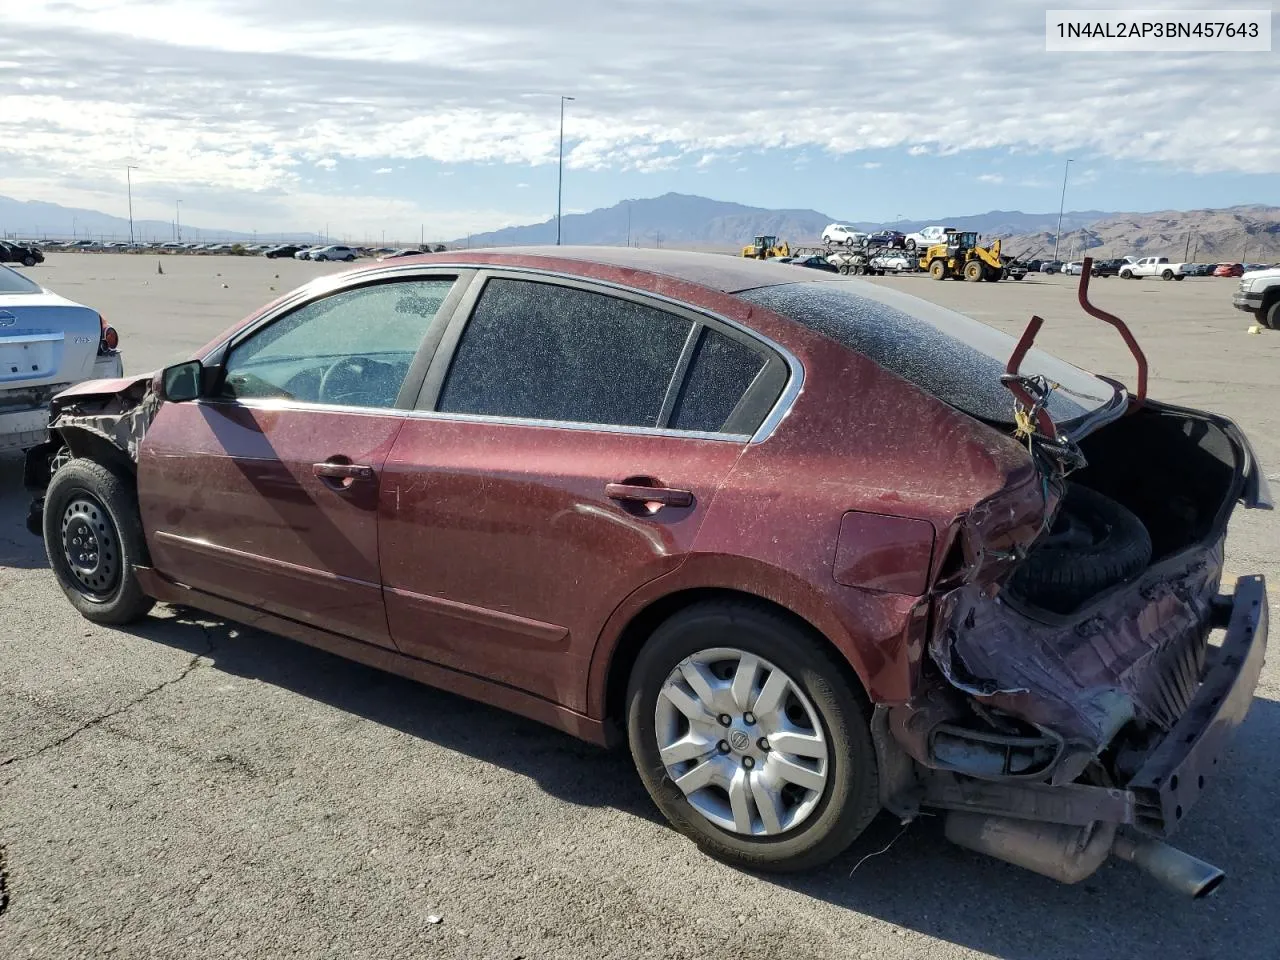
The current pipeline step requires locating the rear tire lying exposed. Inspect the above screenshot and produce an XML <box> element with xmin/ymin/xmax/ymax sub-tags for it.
<box><xmin>626</xmin><ymin>600</ymin><xmax>880</xmax><ymax>873</ymax></box>
<box><xmin>1007</xmin><ymin>484</ymin><xmax>1152</xmax><ymax>614</ymax></box>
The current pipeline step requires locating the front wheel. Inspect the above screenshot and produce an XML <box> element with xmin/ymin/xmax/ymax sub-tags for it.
<box><xmin>43</xmin><ymin>459</ymin><xmax>155</xmax><ymax>625</ymax></box>
<box><xmin>1162</xmin><ymin>269</ymin><xmax>1174</xmax><ymax>280</ymax></box>
<box><xmin>22</xmin><ymin>256</ymin><xmax>36</xmax><ymax>267</ymax></box>
<box><xmin>1120</xmin><ymin>270</ymin><xmax>1133</xmax><ymax>279</ymax></box>
<box><xmin>626</xmin><ymin>601</ymin><xmax>880</xmax><ymax>873</ymax></box>
<box><xmin>1262</xmin><ymin>299</ymin><xmax>1279</xmax><ymax>330</ymax></box>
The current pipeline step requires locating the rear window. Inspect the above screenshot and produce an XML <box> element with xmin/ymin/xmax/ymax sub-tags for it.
<box><xmin>738</xmin><ymin>281</ymin><xmax>1115</xmax><ymax>426</ymax></box>
<box><xmin>0</xmin><ymin>265</ymin><xmax>40</xmax><ymax>294</ymax></box>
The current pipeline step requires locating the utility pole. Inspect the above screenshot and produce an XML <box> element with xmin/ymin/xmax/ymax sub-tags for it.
<box><xmin>556</xmin><ymin>95</ymin><xmax>575</xmax><ymax>245</ymax></box>
<box><xmin>125</xmin><ymin>165</ymin><xmax>138</xmax><ymax>246</ymax></box>
<box><xmin>420</xmin><ymin>223</ymin><xmax>424</xmax><ymax>249</ymax></box>
<box><xmin>1052</xmin><ymin>158</ymin><xmax>1073</xmax><ymax>263</ymax></box>
<box><xmin>175</xmin><ymin>200</ymin><xmax>182</xmax><ymax>242</ymax></box>
<box><xmin>1184</xmin><ymin>232</ymin><xmax>1191</xmax><ymax>261</ymax></box>
<box><xmin>626</xmin><ymin>202</ymin><xmax>631</xmax><ymax>247</ymax></box>
<box><xmin>1242</xmin><ymin>233</ymin><xmax>1249</xmax><ymax>263</ymax></box>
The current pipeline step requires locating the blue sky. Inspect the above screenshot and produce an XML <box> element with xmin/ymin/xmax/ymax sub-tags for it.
<box><xmin>2</xmin><ymin>0</ymin><xmax>1277</xmax><ymax>239</ymax></box>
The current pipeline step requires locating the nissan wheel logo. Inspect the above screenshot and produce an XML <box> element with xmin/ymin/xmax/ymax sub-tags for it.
<box><xmin>729</xmin><ymin>730</ymin><xmax>750</xmax><ymax>752</ymax></box>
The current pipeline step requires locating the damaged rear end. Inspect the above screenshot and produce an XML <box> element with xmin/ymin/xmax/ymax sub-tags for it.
<box><xmin>885</xmin><ymin>260</ymin><xmax>1270</xmax><ymax>896</ymax></box>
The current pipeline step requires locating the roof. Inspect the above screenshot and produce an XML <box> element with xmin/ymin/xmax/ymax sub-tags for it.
<box><xmin>441</xmin><ymin>246</ymin><xmax>847</xmax><ymax>294</ymax></box>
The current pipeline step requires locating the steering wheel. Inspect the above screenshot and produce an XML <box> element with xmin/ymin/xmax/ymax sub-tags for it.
<box><xmin>318</xmin><ymin>357</ymin><xmax>370</xmax><ymax>405</ymax></box>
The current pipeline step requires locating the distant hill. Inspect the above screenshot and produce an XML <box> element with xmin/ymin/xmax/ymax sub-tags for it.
<box><xmin>0</xmin><ymin>194</ymin><xmax>325</xmax><ymax>245</ymax></box>
<box><xmin>453</xmin><ymin>193</ymin><xmax>1111</xmax><ymax>248</ymax></box>
<box><xmin>995</xmin><ymin>205</ymin><xmax>1280</xmax><ymax>262</ymax></box>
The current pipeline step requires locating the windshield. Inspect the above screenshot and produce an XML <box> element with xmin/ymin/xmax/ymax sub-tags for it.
<box><xmin>738</xmin><ymin>281</ymin><xmax>1116</xmax><ymax>426</ymax></box>
<box><xmin>0</xmin><ymin>265</ymin><xmax>41</xmax><ymax>294</ymax></box>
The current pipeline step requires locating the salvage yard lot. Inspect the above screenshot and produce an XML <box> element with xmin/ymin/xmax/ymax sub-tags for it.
<box><xmin>2</xmin><ymin>253</ymin><xmax>1278</xmax><ymax>959</ymax></box>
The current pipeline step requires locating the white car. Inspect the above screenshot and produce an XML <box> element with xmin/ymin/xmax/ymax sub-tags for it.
<box><xmin>309</xmin><ymin>245</ymin><xmax>358</xmax><ymax>262</ymax></box>
<box><xmin>821</xmin><ymin>224</ymin><xmax>867</xmax><ymax>247</ymax></box>
<box><xmin>903</xmin><ymin>225</ymin><xmax>952</xmax><ymax>252</ymax></box>
<box><xmin>0</xmin><ymin>265</ymin><xmax>123</xmax><ymax>453</ymax></box>
<box><xmin>1061</xmin><ymin>261</ymin><xmax>1084</xmax><ymax>275</ymax></box>
<box><xmin>1119</xmin><ymin>257</ymin><xmax>1188</xmax><ymax>280</ymax></box>
<box><xmin>870</xmin><ymin>252</ymin><xmax>912</xmax><ymax>273</ymax></box>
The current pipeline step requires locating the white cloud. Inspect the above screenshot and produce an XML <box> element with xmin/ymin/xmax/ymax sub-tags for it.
<box><xmin>373</xmin><ymin>167</ymin><xmax>392</xmax><ymax>174</ymax></box>
<box><xmin>977</xmin><ymin>173</ymin><xmax>1004</xmax><ymax>184</ymax></box>
<box><xmin>861</xmin><ymin>161</ymin><xmax>882</xmax><ymax>169</ymax></box>
<box><xmin>0</xmin><ymin>0</ymin><xmax>1276</xmax><ymax>231</ymax></box>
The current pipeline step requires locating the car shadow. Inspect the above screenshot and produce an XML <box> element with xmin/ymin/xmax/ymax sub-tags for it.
<box><xmin>123</xmin><ymin>604</ymin><xmax>1280</xmax><ymax>960</ymax></box>
<box><xmin>0</xmin><ymin>454</ymin><xmax>49</xmax><ymax>569</ymax></box>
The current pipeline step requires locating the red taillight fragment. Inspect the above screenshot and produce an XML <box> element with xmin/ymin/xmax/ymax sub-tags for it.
<box><xmin>99</xmin><ymin>314</ymin><xmax>119</xmax><ymax>351</ymax></box>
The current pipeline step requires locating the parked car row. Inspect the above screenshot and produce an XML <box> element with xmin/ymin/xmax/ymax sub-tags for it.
<box><xmin>10</xmin><ymin>239</ymin><xmax>449</xmax><ymax>259</ymax></box>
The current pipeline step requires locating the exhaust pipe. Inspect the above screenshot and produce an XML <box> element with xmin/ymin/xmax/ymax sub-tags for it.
<box><xmin>945</xmin><ymin>813</ymin><xmax>1226</xmax><ymax>897</ymax></box>
<box><xmin>1112</xmin><ymin>834</ymin><xmax>1225</xmax><ymax>899</ymax></box>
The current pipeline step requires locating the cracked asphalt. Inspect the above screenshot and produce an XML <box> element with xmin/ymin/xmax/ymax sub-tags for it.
<box><xmin>2</xmin><ymin>255</ymin><xmax>1279</xmax><ymax>959</ymax></box>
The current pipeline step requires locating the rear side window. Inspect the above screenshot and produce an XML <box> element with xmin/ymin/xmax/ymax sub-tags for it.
<box><xmin>0</xmin><ymin>265</ymin><xmax>40</xmax><ymax>294</ymax></box>
<box><xmin>669</xmin><ymin>328</ymin><xmax>768</xmax><ymax>432</ymax></box>
<box><xmin>438</xmin><ymin>278</ymin><xmax>692</xmax><ymax>428</ymax></box>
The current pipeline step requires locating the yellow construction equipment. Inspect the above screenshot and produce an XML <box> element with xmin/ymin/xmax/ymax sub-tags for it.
<box><xmin>920</xmin><ymin>230</ymin><xmax>1004</xmax><ymax>281</ymax></box>
<box><xmin>741</xmin><ymin>235</ymin><xmax>791</xmax><ymax>259</ymax></box>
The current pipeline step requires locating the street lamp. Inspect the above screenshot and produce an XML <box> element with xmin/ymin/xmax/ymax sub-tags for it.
<box><xmin>557</xmin><ymin>95</ymin><xmax>575</xmax><ymax>245</ymax></box>
<box><xmin>1052</xmin><ymin>159</ymin><xmax>1073</xmax><ymax>264</ymax></box>
<box><xmin>124</xmin><ymin>165</ymin><xmax>139</xmax><ymax>246</ymax></box>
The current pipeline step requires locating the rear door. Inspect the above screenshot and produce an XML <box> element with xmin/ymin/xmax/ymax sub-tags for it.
<box><xmin>139</xmin><ymin>271</ymin><xmax>469</xmax><ymax>648</ymax></box>
<box><xmin>378</xmin><ymin>272</ymin><xmax>791</xmax><ymax>708</ymax></box>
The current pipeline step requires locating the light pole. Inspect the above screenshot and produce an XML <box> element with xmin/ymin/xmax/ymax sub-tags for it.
<box><xmin>556</xmin><ymin>95</ymin><xmax>575</xmax><ymax>245</ymax></box>
<box><xmin>125</xmin><ymin>165</ymin><xmax>138</xmax><ymax>246</ymax></box>
<box><xmin>175</xmin><ymin>200</ymin><xmax>182</xmax><ymax>242</ymax></box>
<box><xmin>1052</xmin><ymin>159</ymin><xmax>1073</xmax><ymax>264</ymax></box>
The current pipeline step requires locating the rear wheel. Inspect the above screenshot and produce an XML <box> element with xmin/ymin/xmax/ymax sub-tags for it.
<box><xmin>43</xmin><ymin>459</ymin><xmax>155</xmax><ymax>625</ymax></box>
<box><xmin>1162</xmin><ymin>269</ymin><xmax>1174</xmax><ymax>280</ymax></box>
<box><xmin>626</xmin><ymin>601</ymin><xmax>880</xmax><ymax>872</ymax></box>
<box><xmin>929</xmin><ymin>260</ymin><xmax>948</xmax><ymax>280</ymax></box>
<box><xmin>1174</xmin><ymin>274</ymin><xmax>1185</xmax><ymax>281</ymax></box>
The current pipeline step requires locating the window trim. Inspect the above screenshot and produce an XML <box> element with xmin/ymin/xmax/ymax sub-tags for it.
<box><xmin>196</xmin><ymin>262</ymin><xmax>803</xmax><ymax>441</ymax></box>
<box><xmin>202</xmin><ymin>269</ymin><xmax>474</xmax><ymax>413</ymax></box>
<box><xmin>416</xmin><ymin>269</ymin><xmax>795</xmax><ymax>441</ymax></box>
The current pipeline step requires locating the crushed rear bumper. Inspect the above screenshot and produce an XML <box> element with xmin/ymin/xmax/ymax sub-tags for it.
<box><xmin>1127</xmin><ymin>574</ymin><xmax>1268</xmax><ymax>835</ymax></box>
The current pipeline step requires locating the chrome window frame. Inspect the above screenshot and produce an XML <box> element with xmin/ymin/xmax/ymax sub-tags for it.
<box><xmin>198</xmin><ymin>262</ymin><xmax>804</xmax><ymax>445</ymax></box>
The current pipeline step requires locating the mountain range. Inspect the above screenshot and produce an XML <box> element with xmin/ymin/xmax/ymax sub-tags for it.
<box><xmin>2</xmin><ymin>191</ymin><xmax>1276</xmax><ymax>260</ymax></box>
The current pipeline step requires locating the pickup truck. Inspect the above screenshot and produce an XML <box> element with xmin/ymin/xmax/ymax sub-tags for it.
<box><xmin>1119</xmin><ymin>257</ymin><xmax>1188</xmax><ymax>280</ymax></box>
<box><xmin>1232</xmin><ymin>266</ymin><xmax>1280</xmax><ymax>329</ymax></box>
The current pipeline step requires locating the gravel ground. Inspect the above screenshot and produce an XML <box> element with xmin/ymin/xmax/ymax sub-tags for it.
<box><xmin>2</xmin><ymin>254</ymin><xmax>1278</xmax><ymax>959</ymax></box>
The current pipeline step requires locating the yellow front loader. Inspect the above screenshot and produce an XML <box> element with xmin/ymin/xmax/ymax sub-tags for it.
<box><xmin>741</xmin><ymin>235</ymin><xmax>791</xmax><ymax>260</ymax></box>
<box><xmin>920</xmin><ymin>230</ymin><xmax>1004</xmax><ymax>281</ymax></box>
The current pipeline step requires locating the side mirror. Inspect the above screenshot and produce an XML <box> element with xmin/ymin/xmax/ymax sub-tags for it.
<box><xmin>159</xmin><ymin>360</ymin><xmax>203</xmax><ymax>402</ymax></box>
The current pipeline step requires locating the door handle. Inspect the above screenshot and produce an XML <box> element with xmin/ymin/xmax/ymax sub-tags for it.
<box><xmin>313</xmin><ymin>461</ymin><xmax>375</xmax><ymax>481</ymax></box>
<box><xmin>606</xmin><ymin>482</ymin><xmax>694</xmax><ymax>508</ymax></box>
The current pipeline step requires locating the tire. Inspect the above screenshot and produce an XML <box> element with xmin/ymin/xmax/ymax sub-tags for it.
<box><xmin>1174</xmin><ymin>274</ymin><xmax>1184</xmax><ymax>281</ymax></box>
<box><xmin>963</xmin><ymin>260</ymin><xmax>983</xmax><ymax>282</ymax></box>
<box><xmin>1007</xmin><ymin>484</ymin><xmax>1152</xmax><ymax>615</ymax></box>
<box><xmin>42</xmin><ymin>459</ymin><xmax>155</xmax><ymax>625</ymax></box>
<box><xmin>838</xmin><ymin>265</ymin><xmax>850</xmax><ymax>275</ymax></box>
<box><xmin>1012</xmin><ymin>273</ymin><xmax>1024</xmax><ymax>280</ymax></box>
<box><xmin>982</xmin><ymin>267</ymin><xmax>1002</xmax><ymax>282</ymax></box>
<box><xmin>1262</xmin><ymin>299</ymin><xmax>1280</xmax><ymax>330</ymax></box>
<box><xmin>929</xmin><ymin>260</ymin><xmax>947</xmax><ymax>280</ymax></box>
<box><xmin>1120</xmin><ymin>269</ymin><xmax>1133</xmax><ymax>279</ymax></box>
<box><xmin>344</xmin><ymin>255</ymin><xmax>355</xmax><ymax>262</ymax></box>
<box><xmin>22</xmin><ymin>256</ymin><xmax>36</xmax><ymax>267</ymax></box>
<box><xmin>905</xmin><ymin>239</ymin><xmax>916</xmax><ymax>252</ymax></box>
<box><xmin>626</xmin><ymin>600</ymin><xmax>880</xmax><ymax>873</ymax></box>
<box><xmin>1162</xmin><ymin>269</ymin><xmax>1174</xmax><ymax>280</ymax></box>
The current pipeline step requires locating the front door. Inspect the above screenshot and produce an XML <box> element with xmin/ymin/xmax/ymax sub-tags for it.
<box><xmin>378</xmin><ymin>273</ymin><xmax>789</xmax><ymax>709</ymax></box>
<box><xmin>139</xmin><ymin>274</ymin><xmax>462</xmax><ymax>649</ymax></box>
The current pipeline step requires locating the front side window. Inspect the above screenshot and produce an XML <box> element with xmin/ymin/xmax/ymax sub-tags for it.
<box><xmin>220</xmin><ymin>277</ymin><xmax>455</xmax><ymax>409</ymax></box>
<box><xmin>437</xmin><ymin>278</ymin><xmax>693</xmax><ymax>428</ymax></box>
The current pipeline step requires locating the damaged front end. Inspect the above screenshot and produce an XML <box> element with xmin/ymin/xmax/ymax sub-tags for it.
<box><xmin>882</xmin><ymin>260</ymin><xmax>1271</xmax><ymax>896</ymax></box>
<box><xmin>23</xmin><ymin>373</ymin><xmax>160</xmax><ymax>534</ymax></box>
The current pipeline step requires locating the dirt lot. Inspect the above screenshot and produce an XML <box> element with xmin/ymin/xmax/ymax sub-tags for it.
<box><xmin>2</xmin><ymin>254</ymin><xmax>1278</xmax><ymax>959</ymax></box>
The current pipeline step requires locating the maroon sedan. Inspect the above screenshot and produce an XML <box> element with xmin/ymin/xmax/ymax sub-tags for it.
<box><xmin>1215</xmin><ymin>263</ymin><xmax>1245</xmax><ymax>278</ymax></box>
<box><xmin>24</xmin><ymin>249</ymin><xmax>1269</xmax><ymax>895</ymax></box>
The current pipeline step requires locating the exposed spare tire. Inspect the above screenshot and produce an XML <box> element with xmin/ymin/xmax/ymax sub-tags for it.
<box><xmin>1006</xmin><ymin>484</ymin><xmax>1152</xmax><ymax>614</ymax></box>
